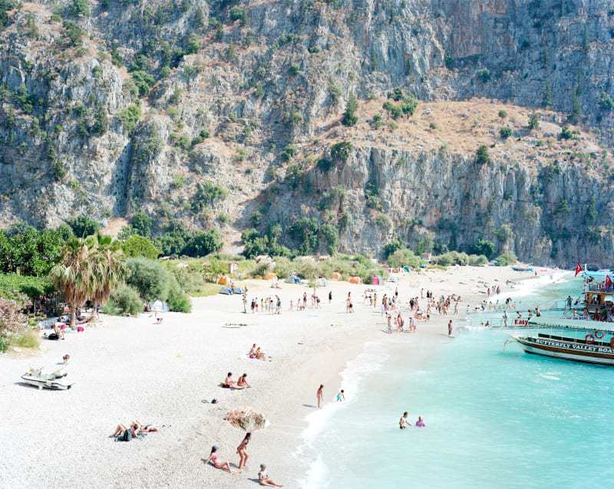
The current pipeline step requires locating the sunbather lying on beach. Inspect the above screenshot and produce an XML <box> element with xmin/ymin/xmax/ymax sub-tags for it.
<box><xmin>109</xmin><ymin>421</ymin><xmax>157</xmax><ymax>441</ymax></box>
<box><xmin>206</xmin><ymin>446</ymin><xmax>231</xmax><ymax>472</ymax></box>
<box><xmin>258</xmin><ymin>464</ymin><xmax>283</xmax><ymax>487</ymax></box>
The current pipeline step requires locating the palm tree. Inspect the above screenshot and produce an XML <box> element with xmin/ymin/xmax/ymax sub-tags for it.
<box><xmin>89</xmin><ymin>235</ymin><xmax>125</xmax><ymax>318</ymax></box>
<box><xmin>50</xmin><ymin>238</ymin><xmax>93</xmax><ymax>327</ymax></box>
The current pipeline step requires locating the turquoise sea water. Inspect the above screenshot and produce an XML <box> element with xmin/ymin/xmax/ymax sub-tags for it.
<box><xmin>300</xmin><ymin>275</ymin><xmax>614</xmax><ymax>488</ymax></box>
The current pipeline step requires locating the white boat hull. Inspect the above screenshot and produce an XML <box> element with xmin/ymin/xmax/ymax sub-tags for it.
<box><xmin>520</xmin><ymin>344</ymin><xmax>614</xmax><ymax>366</ymax></box>
<box><xmin>514</xmin><ymin>336</ymin><xmax>614</xmax><ymax>366</ymax></box>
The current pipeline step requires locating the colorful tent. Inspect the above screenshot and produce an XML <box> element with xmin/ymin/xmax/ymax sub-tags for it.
<box><xmin>218</xmin><ymin>276</ymin><xmax>229</xmax><ymax>285</ymax></box>
<box><xmin>349</xmin><ymin>276</ymin><xmax>362</xmax><ymax>284</ymax></box>
<box><xmin>371</xmin><ymin>276</ymin><xmax>381</xmax><ymax>285</ymax></box>
<box><xmin>263</xmin><ymin>272</ymin><xmax>277</xmax><ymax>280</ymax></box>
<box><xmin>331</xmin><ymin>272</ymin><xmax>342</xmax><ymax>280</ymax></box>
<box><xmin>286</xmin><ymin>275</ymin><xmax>301</xmax><ymax>284</ymax></box>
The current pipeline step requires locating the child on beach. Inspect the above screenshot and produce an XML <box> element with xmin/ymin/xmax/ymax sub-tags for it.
<box><xmin>206</xmin><ymin>446</ymin><xmax>231</xmax><ymax>472</ymax></box>
<box><xmin>335</xmin><ymin>389</ymin><xmax>345</xmax><ymax>402</ymax></box>
<box><xmin>258</xmin><ymin>464</ymin><xmax>283</xmax><ymax>487</ymax></box>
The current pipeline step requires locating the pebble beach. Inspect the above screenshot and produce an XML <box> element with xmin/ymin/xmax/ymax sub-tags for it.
<box><xmin>0</xmin><ymin>266</ymin><xmax>542</xmax><ymax>488</ymax></box>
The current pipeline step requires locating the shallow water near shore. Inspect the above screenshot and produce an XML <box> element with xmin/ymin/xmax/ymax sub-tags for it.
<box><xmin>300</xmin><ymin>274</ymin><xmax>614</xmax><ymax>488</ymax></box>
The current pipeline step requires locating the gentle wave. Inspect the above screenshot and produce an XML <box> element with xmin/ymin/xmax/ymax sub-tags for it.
<box><xmin>296</xmin><ymin>342</ymin><xmax>389</xmax><ymax>488</ymax></box>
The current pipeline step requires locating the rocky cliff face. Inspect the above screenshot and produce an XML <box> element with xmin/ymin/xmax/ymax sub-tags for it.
<box><xmin>0</xmin><ymin>0</ymin><xmax>613</xmax><ymax>267</ymax></box>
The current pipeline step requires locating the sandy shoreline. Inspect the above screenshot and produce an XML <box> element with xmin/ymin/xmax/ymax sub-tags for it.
<box><xmin>0</xmin><ymin>266</ymin><xmax>557</xmax><ymax>488</ymax></box>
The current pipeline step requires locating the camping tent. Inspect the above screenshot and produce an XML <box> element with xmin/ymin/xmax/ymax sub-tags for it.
<box><xmin>286</xmin><ymin>275</ymin><xmax>301</xmax><ymax>284</ymax></box>
<box><xmin>331</xmin><ymin>272</ymin><xmax>342</xmax><ymax>280</ymax></box>
<box><xmin>220</xmin><ymin>287</ymin><xmax>233</xmax><ymax>295</ymax></box>
<box><xmin>317</xmin><ymin>278</ymin><xmax>328</xmax><ymax>287</ymax></box>
<box><xmin>218</xmin><ymin>276</ymin><xmax>229</xmax><ymax>285</ymax></box>
<box><xmin>349</xmin><ymin>276</ymin><xmax>362</xmax><ymax>284</ymax></box>
<box><xmin>263</xmin><ymin>272</ymin><xmax>277</xmax><ymax>281</ymax></box>
<box><xmin>371</xmin><ymin>276</ymin><xmax>381</xmax><ymax>285</ymax></box>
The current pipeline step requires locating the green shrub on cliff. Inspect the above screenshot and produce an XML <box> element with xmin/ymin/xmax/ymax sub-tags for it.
<box><xmin>475</xmin><ymin>145</ymin><xmax>490</xmax><ymax>165</ymax></box>
<box><xmin>499</xmin><ymin>126</ymin><xmax>512</xmax><ymax>139</ymax></box>
<box><xmin>342</xmin><ymin>92</ymin><xmax>359</xmax><ymax>127</ymax></box>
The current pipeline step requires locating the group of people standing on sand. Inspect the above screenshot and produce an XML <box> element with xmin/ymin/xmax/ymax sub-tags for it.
<box><xmin>291</xmin><ymin>291</ymin><xmax>322</xmax><ymax>311</ymax></box>
<box><xmin>248</xmin><ymin>296</ymin><xmax>282</xmax><ymax>314</ymax></box>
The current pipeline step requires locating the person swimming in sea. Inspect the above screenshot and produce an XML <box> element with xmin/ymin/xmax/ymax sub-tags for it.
<box><xmin>415</xmin><ymin>416</ymin><xmax>425</xmax><ymax>428</ymax></box>
<box><xmin>335</xmin><ymin>389</ymin><xmax>345</xmax><ymax>402</ymax></box>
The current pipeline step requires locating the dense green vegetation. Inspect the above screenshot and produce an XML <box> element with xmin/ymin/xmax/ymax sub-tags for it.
<box><xmin>0</xmin><ymin>274</ymin><xmax>54</xmax><ymax>301</ymax></box>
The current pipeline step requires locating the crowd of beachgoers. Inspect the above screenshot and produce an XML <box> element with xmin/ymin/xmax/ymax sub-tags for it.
<box><xmin>0</xmin><ymin>266</ymin><xmax>542</xmax><ymax>488</ymax></box>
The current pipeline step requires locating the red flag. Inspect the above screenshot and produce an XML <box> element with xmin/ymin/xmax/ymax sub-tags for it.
<box><xmin>574</xmin><ymin>263</ymin><xmax>582</xmax><ymax>277</ymax></box>
<box><xmin>606</xmin><ymin>276</ymin><xmax>613</xmax><ymax>288</ymax></box>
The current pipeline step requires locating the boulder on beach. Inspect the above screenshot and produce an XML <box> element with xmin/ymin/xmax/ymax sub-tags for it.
<box><xmin>224</xmin><ymin>407</ymin><xmax>268</xmax><ymax>431</ymax></box>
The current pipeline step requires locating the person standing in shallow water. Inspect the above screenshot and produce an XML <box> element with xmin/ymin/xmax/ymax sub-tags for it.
<box><xmin>448</xmin><ymin>320</ymin><xmax>453</xmax><ymax>336</ymax></box>
<box><xmin>317</xmin><ymin>384</ymin><xmax>324</xmax><ymax>408</ymax></box>
<box><xmin>399</xmin><ymin>412</ymin><xmax>409</xmax><ymax>429</ymax></box>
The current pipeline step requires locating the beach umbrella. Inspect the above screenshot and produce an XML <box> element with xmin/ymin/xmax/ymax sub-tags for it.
<box><xmin>224</xmin><ymin>407</ymin><xmax>268</xmax><ymax>431</ymax></box>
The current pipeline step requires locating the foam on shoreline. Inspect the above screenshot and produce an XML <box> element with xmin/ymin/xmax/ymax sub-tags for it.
<box><xmin>296</xmin><ymin>342</ymin><xmax>389</xmax><ymax>488</ymax></box>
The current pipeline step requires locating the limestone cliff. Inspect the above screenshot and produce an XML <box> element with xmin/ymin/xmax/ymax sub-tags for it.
<box><xmin>0</xmin><ymin>0</ymin><xmax>613</xmax><ymax>267</ymax></box>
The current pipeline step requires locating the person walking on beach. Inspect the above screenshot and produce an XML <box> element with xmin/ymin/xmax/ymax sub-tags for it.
<box><xmin>448</xmin><ymin>320</ymin><xmax>453</xmax><ymax>336</ymax></box>
<box><xmin>335</xmin><ymin>389</ymin><xmax>345</xmax><ymax>402</ymax></box>
<box><xmin>399</xmin><ymin>412</ymin><xmax>409</xmax><ymax>429</ymax></box>
<box><xmin>329</xmin><ymin>290</ymin><xmax>332</xmax><ymax>304</ymax></box>
<box><xmin>242</xmin><ymin>293</ymin><xmax>247</xmax><ymax>314</ymax></box>
<box><xmin>237</xmin><ymin>432</ymin><xmax>251</xmax><ymax>469</ymax></box>
<box><xmin>317</xmin><ymin>384</ymin><xmax>324</xmax><ymax>408</ymax></box>
<box><xmin>258</xmin><ymin>464</ymin><xmax>283</xmax><ymax>487</ymax></box>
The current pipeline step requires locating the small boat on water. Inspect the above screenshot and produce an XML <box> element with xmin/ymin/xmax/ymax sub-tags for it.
<box><xmin>21</xmin><ymin>367</ymin><xmax>73</xmax><ymax>390</ymax></box>
<box><xmin>511</xmin><ymin>266</ymin><xmax>533</xmax><ymax>272</ymax></box>
<box><xmin>513</xmin><ymin>331</ymin><xmax>614</xmax><ymax>366</ymax></box>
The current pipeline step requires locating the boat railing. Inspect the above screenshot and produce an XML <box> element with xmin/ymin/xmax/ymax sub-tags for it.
<box><xmin>586</xmin><ymin>284</ymin><xmax>614</xmax><ymax>293</ymax></box>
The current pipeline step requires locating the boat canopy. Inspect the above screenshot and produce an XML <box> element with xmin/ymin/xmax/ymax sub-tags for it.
<box><xmin>529</xmin><ymin>317</ymin><xmax>614</xmax><ymax>333</ymax></box>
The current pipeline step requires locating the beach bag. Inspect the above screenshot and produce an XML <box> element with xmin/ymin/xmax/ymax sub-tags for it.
<box><xmin>77</xmin><ymin>326</ymin><xmax>84</xmax><ymax>332</ymax></box>
<box><xmin>121</xmin><ymin>429</ymin><xmax>132</xmax><ymax>442</ymax></box>
<box><xmin>48</xmin><ymin>333</ymin><xmax>59</xmax><ymax>341</ymax></box>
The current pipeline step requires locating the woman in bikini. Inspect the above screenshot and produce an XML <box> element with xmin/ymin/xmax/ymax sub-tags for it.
<box><xmin>248</xmin><ymin>344</ymin><xmax>257</xmax><ymax>358</ymax></box>
<box><xmin>316</xmin><ymin>384</ymin><xmax>324</xmax><ymax>408</ymax></box>
<box><xmin>206</xmin><ymin>446</ymin><xmax>231</xmax><ymax>472</ymax></box>
<box><xmin>236</xmin><ymin>373</ymin><xmax>250</xmax><ymax>389</ymax></box>
<box><xmin>236</xmin><ymin>432</ymin><xmax>251</xmax><ymax>469</ymax></box>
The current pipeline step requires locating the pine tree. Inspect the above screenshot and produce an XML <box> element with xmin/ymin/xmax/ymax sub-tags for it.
<box><xmin>342</xmin><ymin>92</ymin><xmax>358</xmax><ymax>127</ymax></box>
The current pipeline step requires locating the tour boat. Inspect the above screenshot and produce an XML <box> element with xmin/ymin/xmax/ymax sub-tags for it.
<box><xmin>512</xmin><ymin>331</ymin><xmax>614</xmax><ymax>366</ymax></box>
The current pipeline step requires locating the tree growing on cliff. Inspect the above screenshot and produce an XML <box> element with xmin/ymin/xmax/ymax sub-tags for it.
<box><xmin>475</xmin><ymin>145</ymin><xmax>490</xmax><ymax>165</ymax></box>
<box><xmin>342</xmin><ymin>92</ymin><xmax>359</xmax><ymax>127</ymax></box>
<box><xmin>70</xmin><ymin>0</ymin><xmax>90</xmax><ymax>17</ymax></box>
<box><xmin>527</xmin><ymin>113</ymin><xmax>540</xmax><ymax>131</ymax></box>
